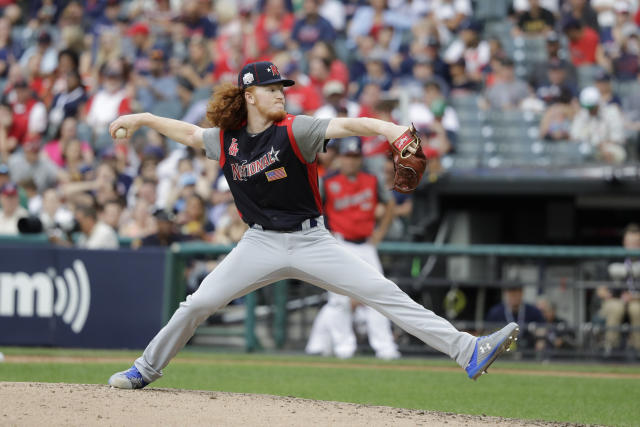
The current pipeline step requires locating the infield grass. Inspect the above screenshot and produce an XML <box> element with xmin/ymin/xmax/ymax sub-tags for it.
<box><xmin>1</xmin><ymin>346</ymin><xmax>638</xmax><ymax>426</ymax></box>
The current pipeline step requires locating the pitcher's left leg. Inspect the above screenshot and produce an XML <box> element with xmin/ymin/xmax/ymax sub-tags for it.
<box><xmin>291</xmin><ymin>229</ymin><xmax>476</xmax><ymax>367</ymax></box>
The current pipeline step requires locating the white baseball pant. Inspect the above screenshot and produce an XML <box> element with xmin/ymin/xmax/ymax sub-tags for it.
<box><xmin>134</xmin><ymin>221</ymin><xmax>476</xmax><ymax>382</ymax></box>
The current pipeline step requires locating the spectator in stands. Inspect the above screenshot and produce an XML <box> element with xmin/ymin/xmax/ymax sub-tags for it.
<box><xmin>7</xmin><ymin>78</ymin><xmax>48</xmax><ymax>146</ymax></box>
<box><xmin>593</xmin><ymin>69</ymin><xmax>621</xmax><ymax>105</ymax></box>
<box><xmin>0</xmin><ymin>101</ymin><xmax>16</xmax><ymax>159</ymax></box>
<box><xmin>448</xmin><ymin>57</ymin><xmax>481</xmax><ymax>96</ymax></box>
<box><xmin>401</xmin><ymin>56</ymin><xmax>450</xmax><ymax>99</ymax></box>
<box><xmin>38</xmin><ymin>187</ymin><xmax>74</xmax><ymax>235</ymax></box>
<box><xmin>309</xmin><ymin>41</ymin><xmax>350</xmax><ymax>88</ymax></box>
<box><xmin>133</xmin><ymin>209</ymin><xmax>188</xmax><ymax>248</ymax></box>
<box><xmin>612</xmin><ymin>29</ymin><xmax>639</xmax><ymax>81</ymax></box>
<box><xmin>255</xmin><ymin>0</ymin><xmax>295</xmax><ymax>54</ymax></box>
<box><xmin>314</xmin><ymin>80</ymin><xmax>359</xmax><ymax>119</ymax></box>
<box><xmin>136</xmin><ymin>48</ymin><xmax>179</xmax><ymax>113</ymax></box>
<box><xmin>180</xmin><ymin>0</ymin><xmax>217</xmax><ymax>40</ymax></box>
<box><xmin>0</xmin><ymin>163</ymin><xmax>9</xmax><ymax>189</ymax></box>
<box><xmin>570</xmin><ymin>86</ymin><xmax>626</xmax><ymax>163</ymax></box>
<box><xmin>443</xmin><ymin>19</ymin><xmax>489</xmax><ymax>83</ymax></box>
<box><xmin>539</xmin><ymin>96</ymin><xmax>576</xmax><ymax>141</ymax></box>
<box><xmin>43</xmin><ymin>117</ymin><xmax>93</xmax><ymax>169</ymax></box>
<box><xmin>179</xmin><ymin>35</ymin><xmax>214</xmax><ymax>89</ymax></box>
<box><xmin>0</xmin><ymin>182</ymin><xmax>27</xmax><ymax>235</ymax></box>
<box><xmin>563</xmin><ymin>18</ymin><xmax>607</xmax><ymax>67</ymax></box>
<box><xmin>8</xmin><ymin>137</ymin><xmax>61</xmax><ymax>192</ymax></box>
<box><xmin>486</xmin><ymin>285</ymin><xmax>546</xmax><ymax>349</ymax></box>
<box><xmin>536</xmin><ymin>297</ymin><xmax>576</xmax><ymax>356</ymax></box>
<box><xmin>100</xmin><ymin>198</ymin><xmax>124</xmax><ymax>231</ymax></box>
<box><xmin>125</xmin><ymin>21</ymin><xmax>153</xmax><ymax>77</ymax></box>
<box><xmin>353</xmin><ymin>51</ymin><xmax>393</xmax><ymax>98</ymax></box>
<box><xmin>73</xmin><ymin>203</ymin><xmax>119</xmax><ymax>249</ymax></box>
<box><xmin>514</xmin><ymin>0</ymin><xmax>556</xmax><ymax>36</ymax></box>
<box><xmin>48</xmin><ymin>69</ymin><xmax>87</xmax><ymax>136</ymax></box>
<box><xmin>597</xmin><ymin>223</ymin><xmax>640</xmax><ymax>357</ymax></box>
<box><xmin>536</xmin><ymin>58</ymin><xmax>577</xmax><ymax>105</ymax></box>
<box><xmin>278</xmin><ymin>59</ymin><xmax>323</xmax><ymax>115</ymax></box>
<box><xmin>530</xmin><ymin>31</ymin><xmax>578</xmax><ymax>88</ymax></box>
<box><xmin>177</xmin><ymin>193</ymin><xmax>214</xmax><ymax>241</ymax></box>
<box><xmin>85</xmin><ymin>62</ymin><xmax>131</xmax><ymax>138</ymax></box>
<box><xmin>484</xmin><ymin>58</ymin><xmax>529</xmax><ymax>110</ymax></box>
<box><xmin>561</xmin><ymin>0</ymin><xmax>600</xmax><ymax>31</ymax></box>
<box><xmin>211</xmin><ymin>202</ymin><xmax>248</xmax><ymax>245</ymax></box>
<box><xmin>119</xmin><ymin>198</ymin><xmax>155</xmax><ymax>239</ymax></box>
<box><xmin>409</xmin><ymin>81</ymin><xmax>458</xmax><ymax>155</ymax></box>
<box><xmin>291</xmin><ymin>0</ymin><xmax>336</xmax><ymax>52</ymax></box>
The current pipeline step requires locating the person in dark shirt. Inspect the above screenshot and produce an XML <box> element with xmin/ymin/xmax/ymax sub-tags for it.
<box><xmin>134</xmin><ymin>209</ymin><xmax>189</xmax><ymax>248</ymax></box>
<box><xmin>517</xmin><ymin>0</ymin><xmax>556</xmax><ymax>35</ymax></box>
<box><xmin>486</xmin><ymin>285</ymin><xmax>545</xmax><ymax>349</ymax></box>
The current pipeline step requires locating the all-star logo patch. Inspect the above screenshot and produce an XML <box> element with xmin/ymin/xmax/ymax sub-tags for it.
<box><xmin>229</xmin><ymin>138</ymin><xmax>239</xmax><ymax>156</ymax></box>
<box><xmin>265</xmin><ymin>167</ymin><xmax>287</xmax><ymax>182</ymax></box>
<box><xmin>242</xmin><ymin>72</ymin><xmax>254</xmax><ymax>85</ymax></box>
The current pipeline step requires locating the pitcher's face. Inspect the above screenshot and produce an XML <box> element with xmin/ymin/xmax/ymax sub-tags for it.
<box><xmin>249</xmin><ymin>84</ymin><xmax>287</xmax><ymax>122</ymax></box>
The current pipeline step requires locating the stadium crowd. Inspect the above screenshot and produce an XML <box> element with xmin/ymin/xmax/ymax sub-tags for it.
<box><xmin>0</xmin><ymin>0</ymin><xmax>639</xmax><ymax>243</ymax></box>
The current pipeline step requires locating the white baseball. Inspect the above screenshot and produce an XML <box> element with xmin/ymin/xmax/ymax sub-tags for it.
<box><xmin>114</xmin><ymin>127</ymin><xmax>127</xmax><ymax>139</ymax></box>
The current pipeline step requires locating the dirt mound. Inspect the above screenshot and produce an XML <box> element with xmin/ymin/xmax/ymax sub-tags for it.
<box><xmin>0</xmin><ymin>382</ymin><xmax>565</xmax><ymax>426</ymax></box>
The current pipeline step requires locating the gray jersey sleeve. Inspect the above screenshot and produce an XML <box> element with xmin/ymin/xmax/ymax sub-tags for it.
<box><xmin>202</xmin><ymin>127</ymin><xmax>221</xmax><ymax>160</ymax></box>
<box><xmin>291</xmin><ymin>115</ymin><xmax>331</xmax><ymax>163</ymax></box>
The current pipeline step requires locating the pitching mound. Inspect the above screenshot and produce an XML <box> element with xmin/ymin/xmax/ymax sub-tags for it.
<box><xmin>1</xmin><ymin>382</ymin><xmax>561</xmax><ymax>426</ymax></box>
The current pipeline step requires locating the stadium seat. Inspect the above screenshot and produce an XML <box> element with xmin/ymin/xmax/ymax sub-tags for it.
<box><xmin>576</xmin><ymin>65</ymin><xmax>603</xmax><ymax>89</ymax></box>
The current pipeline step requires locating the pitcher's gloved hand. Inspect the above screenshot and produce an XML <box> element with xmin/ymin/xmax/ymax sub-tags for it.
<box><xmin>389</xmin><ymin>124</ymin><xmax>427</xmax><ymax>193</ymax></box>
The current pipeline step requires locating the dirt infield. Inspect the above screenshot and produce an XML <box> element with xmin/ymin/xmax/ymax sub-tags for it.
<box><xmin>1</xmin><ymin>382</ymin><xmax>568</xmax><ymax>427</ymax></box>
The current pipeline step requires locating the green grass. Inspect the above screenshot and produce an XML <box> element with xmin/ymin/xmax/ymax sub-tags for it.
<box><xmin>1</xmin><ymin>347</ymin><xmax>638</xmax><ymax>426</ymax></box>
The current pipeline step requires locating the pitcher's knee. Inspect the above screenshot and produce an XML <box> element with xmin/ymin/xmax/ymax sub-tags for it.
<box><xmin>179</xmin><ymin>293</ymin><xmax>223</xmax><ymax>319</ymax></box>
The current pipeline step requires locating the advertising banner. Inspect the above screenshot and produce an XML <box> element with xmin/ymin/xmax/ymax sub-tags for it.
<box><xmin>0</xmin><ymin>246</ymin><xmax>167</xmax><ymax>349</ymax></box>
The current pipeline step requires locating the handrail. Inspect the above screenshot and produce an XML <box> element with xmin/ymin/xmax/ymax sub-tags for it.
<box><xmin>167</xmin><ymin>240</ymin><xmax>640</xmax><ymax>258</ymax></box>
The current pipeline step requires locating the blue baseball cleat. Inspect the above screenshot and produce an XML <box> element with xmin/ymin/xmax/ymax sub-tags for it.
<box><xmin>108</xmin><ymin>365</ymin><xmax>148</xmax><ymax>389</ymax></box>
<box><xmin>465</xmin><ymin>322</ymin><xmax>519</xmax><ymax>380</ymax></box>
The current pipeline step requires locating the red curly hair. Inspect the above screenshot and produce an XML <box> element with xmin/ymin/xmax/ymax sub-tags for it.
<box><xmin>206</xmin><ymin>83</ymin><xmax>249</xmax><ymax>130</ymax></box>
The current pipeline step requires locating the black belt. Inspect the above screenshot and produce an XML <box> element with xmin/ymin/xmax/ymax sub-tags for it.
<box><xmin>251</xmin><ymin>217</ymin><xmax>320</xmax><ymax>232</ymax></box>
<box><xmin>344</xmin><ymin>237</ymin><xmax>367</xmax><ymax>244</ymax></box>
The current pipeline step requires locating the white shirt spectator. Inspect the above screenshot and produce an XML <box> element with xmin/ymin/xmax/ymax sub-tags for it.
<box><xmin>76</xmin><ymin>221</ymin><xmax>119</xmax><ymax>249</ymax></box>
<box><xmin>0</xmin><ymin>205</ymin><xmax>28</xmax><ymax>235</ymax></box>
<box><xmin>319</xmin><ymin>0</ymin><xmax>346</xmax><ymax>32</ymax></box>
<box><xmin>408</xmin><ymin>102</ymin><xmax>460</xmax><ymax>133</ymax></box>
<box><xmin>570</xmin><ymin>102</ymin><xmax>626</xmax><ymax>163</ymax></box>
<box><xmin>443</xmin><ymin>40</ymin><xmax>491</xmax><ymax>75</ymax></box>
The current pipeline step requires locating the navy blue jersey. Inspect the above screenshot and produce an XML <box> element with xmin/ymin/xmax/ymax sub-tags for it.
<box><xmin>218</xmin><ymin>114</ymin><xmax>323</xmax><ymax>230</ymax></box>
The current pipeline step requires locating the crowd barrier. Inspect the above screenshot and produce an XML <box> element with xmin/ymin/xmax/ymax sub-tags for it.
<box><xmin>2</xmin><ymin>236</ymin><xmax>639</xmax><ymax>354</ymax></box>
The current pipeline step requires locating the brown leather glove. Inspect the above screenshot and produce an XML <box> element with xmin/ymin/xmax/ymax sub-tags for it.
<box><xmin>389</xmin><ymin>124</ymin><xmax>427</xmax><ymax>193</ymax></box>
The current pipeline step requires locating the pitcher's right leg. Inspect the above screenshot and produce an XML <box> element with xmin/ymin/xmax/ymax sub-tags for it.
<box><xmin>110</xmin><ymin>229</ymin><xmax>288</xmax><ymax>387</ymax></box>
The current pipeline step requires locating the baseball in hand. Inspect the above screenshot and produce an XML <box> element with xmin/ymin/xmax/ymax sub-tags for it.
<box><xmin>114</xmin><ymin>127</ymin><xmax>127</xmax><ymax>139</ymax></box>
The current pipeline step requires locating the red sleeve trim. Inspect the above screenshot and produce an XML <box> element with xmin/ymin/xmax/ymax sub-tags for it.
<box><xmin>219</xmin><ymin>128</ymin><xmax>226</xmax><ymax>167</ymax></box>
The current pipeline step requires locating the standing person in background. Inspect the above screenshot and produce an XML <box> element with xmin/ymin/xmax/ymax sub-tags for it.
<box><xmin>598</xmin><ymin>223</ymin><xmax>640</xmax><ymax>357</ymax></box>
<box><xmin>106</xmin><ymin>60</ymin><xmax>518</xmax><ymax>390</ymax></box>
<box><xmin>306</xmin><ymin>137</ymin><xmax>400</xmax><ymax>360</ymax></box>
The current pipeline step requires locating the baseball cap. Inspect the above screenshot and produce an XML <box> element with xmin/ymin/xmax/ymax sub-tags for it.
<box><xmin>323</xmin><ymin>80</ymin><xmax>345</xmax><ymax>97</ymax></box>
<box><xmin>37</xmin><ymin>31</ymin><xmax>52</xmax><ymax>45</ymax></box>
<box><xmin>459</xmin><ymin>19</ymin><xmax>482</xmax><ymax>32</ymax></box>
<box><xmin>579</xmin><ymin>86</ymin><xmax>600</xmax><ymax>108</ymax></box>
<box><xmin>1</xmin><ymin>182</ymin><xmax>17</xmax><ymax>196</ymax></box>
<box><xmin>430</xmin><ymin>99</ymin><xmax>447</xmax><ymax>117</ymax></box>
<box><xmin>548</xmin><ymin>58</ymin><xmax>565</xmax><ymax>70</ymax></box>
<box><xmin>179</xmin><ymin>172</ymin><xmax>197</xmax><ymax>188</ymax></box>
<box><xmin>0</xmin><ymin>163</ymin><xmax>8</xmax><ymax>174</ymax></box>
<box><xmin>14</xmin><ymin>79</ymin><xmax>29</xmax><ymax>89</ymax></box>
<box><xmin>153</xmin><ymin>209</ymin><xmax>174</xmax><ymax>222</ymax></box>
<box><xmin>127</xmin><ymin>22</ymin><xmax>150</xmax><ymax>37</ymax></box>
<box><xmin>238</xmin><ymin>61</ymin><xmax>295</xmax><ymax>90</ymax></box>
<box><xmin>595</xmin><ymin>69</ymin><xmax>611</xmax><ymax>82</ymax></box>
<box><xmin>23</xmin><ymin>138</ymin><xmax>41</xmax><ymax>152</ymax></box>
<box><xmin>338</xmin><ymin>137</ymin><xmax>362</xmax><ymax>156</ymax></box>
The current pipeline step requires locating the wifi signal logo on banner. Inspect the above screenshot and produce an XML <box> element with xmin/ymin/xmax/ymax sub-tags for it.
<box><xmin>0</xmin><ymin>260</ymin><xmax>91</xmax><ymax>333</ymax></box>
